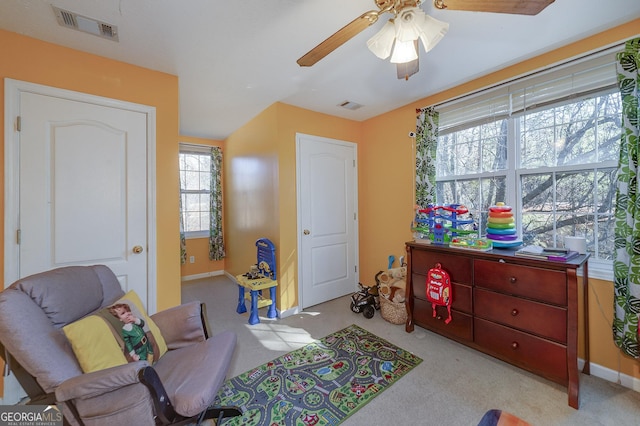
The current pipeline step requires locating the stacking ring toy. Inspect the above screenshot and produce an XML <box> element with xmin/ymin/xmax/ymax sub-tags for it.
<box><xmin>489</xmin><ymin>211</ymin><xmax>513</xmax><ymax>218</ymax></box>
<box><xmin>486</xmin><ymin>233</ymin><xmax>518</xmax><ymax>241</ymax></box>
<box><xmin>485</xmin><ymin>227</ymin><xmax>516</xmax><ymax>235</ymax></box>
<box><xmin>487</xmin><ymin>216</ymin><xmax>514</xmax><ymax>224</ymax></box>
<box><xmin>486</xmin><ymin>222</ymin><xmax>515</xmax><ymax>229</ymax></box>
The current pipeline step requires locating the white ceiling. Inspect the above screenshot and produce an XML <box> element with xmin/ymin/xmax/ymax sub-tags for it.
<box><xmin>1</xmin><ymin>0</ymin><xmax>639</xmax><ymax>140</ymax></box>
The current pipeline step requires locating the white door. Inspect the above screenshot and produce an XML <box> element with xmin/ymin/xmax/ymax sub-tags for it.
<box><xmin>4</xmin><ymin>80</ymin><xmax>156</xmax><ymax>309</ymax></box>
<box><xmin>297</xmin><ymin>133</ymin><xmax>358</xmax><ymax>308</ymax></box>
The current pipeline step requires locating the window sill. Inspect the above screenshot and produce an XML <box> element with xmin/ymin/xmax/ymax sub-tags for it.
<box><xmin>585</xmin><ymin>259</ymin><xmax>613</xmax><ymax>282</ymax></box>
<box><xmin>185</xmin><ymin>231</ymin><xmax>209</xmax><ymax>239</ymax></box>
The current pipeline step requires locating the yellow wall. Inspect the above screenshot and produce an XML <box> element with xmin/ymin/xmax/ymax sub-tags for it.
<box><xmin>359</xmin><ymin>19</ymin><xmax>640</xmax><ymax>380</ymax></box>
<box><xmin>0</xmin><ymin>30</ymin><xmax>181</xmax><ymax>311</ymax></box>
<box><xmin>224</xmin><ymin>103</ymin><xmax>362</xmax><ymax>311</ymax></box>
<box><xmin>179</xmin><ymin>136</ymin><xmax>225</xmax><ymax>278</ymax></box>
<box><xmin>225</xmin><ymin>104</ymin><xmax>280</xmax><ymax>279</ymax></box>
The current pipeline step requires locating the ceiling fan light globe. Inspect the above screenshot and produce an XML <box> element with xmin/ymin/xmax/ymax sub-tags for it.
<box><xmin>390</xmin><ymin>39</ymin><xmax>418</xmax><ymax>63</ymax></box>
<box><xmin>418</xmin><ymin>15</ymin><xmax>449</xmax><ymax>52</ymax></box>
<box><xmin>367</xmin><ymin>20</ymin><xmax>396</xmax><ymax>59</ymax></box>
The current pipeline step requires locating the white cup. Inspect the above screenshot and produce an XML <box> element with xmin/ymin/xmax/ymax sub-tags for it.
<box><xmin>564</xmin><ymin>236</ymin><xmax>587</xmax><ymax>254</ymax></box>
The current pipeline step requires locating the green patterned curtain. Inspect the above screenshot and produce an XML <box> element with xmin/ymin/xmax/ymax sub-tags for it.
<box><xmin>179</xmin><ymin>186</ymin><xmax>187</xmax><ymax>264</ymax></box>
<box><xmin>209</xmin><ymin>147</ymin><xmax>225</xmax><ymax>260</ymax></box>
<box><xmin>613</xmin><ymin>38</ymin><xmax>640</xmax><ymax>358</ymax></box>
<box><xmin>415</xmin><ymin>107</ymin><xmax>439</xmax><ymax>207</ymax></box>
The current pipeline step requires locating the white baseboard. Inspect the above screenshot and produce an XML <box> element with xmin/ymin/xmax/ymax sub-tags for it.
<box><xmin>180</xmin><ymin>270</ymin><xmax>225</xmax><ymax>282</ymax></box>
<box><xmin>586</xmin><ymin>360</ymin><xmax>640</xmax><ymax>391</ymax></box>
<box><xmin>278</xmin><ymin>306</ymin><xmax>300</xmax><ymax>319</ymax></box>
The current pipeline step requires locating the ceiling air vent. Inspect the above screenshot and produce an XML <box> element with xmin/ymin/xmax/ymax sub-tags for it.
<box><xmin>338</xmin><ymin>101</ymin><xmax>363</xmax><ymax>111</ymax></box>
<box><xmin>53</xmin><ymin>6</ymin><xmax>119</xmax><ymax>42</ymax></box>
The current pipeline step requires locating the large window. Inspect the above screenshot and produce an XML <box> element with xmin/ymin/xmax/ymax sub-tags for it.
<box><xmin>434</xmin><ymin>51</ymin><xmax>621</xmax><ymax>274</ymax></box>
<box><xmin>179</xmin><ymin>145</ymin><xmax>211</xmax><ymax>238</ymax></box>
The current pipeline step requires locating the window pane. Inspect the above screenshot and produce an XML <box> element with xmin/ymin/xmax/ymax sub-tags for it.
<box><xmin>480</xmin><ymin>120</ymin><xmax>508</xmax><ymax>172</ymax></box>
<box><xmin>597</xmin><ymin>214</ymin><xmax>615</xmax><ymax>260</ymax></box>
<box><xmin>184</xmin><ymin>171</ymin><xmax>200</xmax><ymax>190</ymax></box>
<box><xmin>521</xmin><ymin>121</ymin><xmax>555</xmax><ymax>168</ymax></box>
<box><xmin>521</xmin><ymin>212</ymin><xmax>555</xmax><ymax>246</ymax></box>
<box><xmin>199</xmin><ymin>171</ymin><xmax>210</xmax><ymax>191</ymax></box>
<box><xmin>437</xmin><ymin>181</ymin><xmax>456</xmax><ymax>202</ymax></box>
<box><xmin>521</xmin><ymin>174</ymin><xmax>553</xmax><ymax>212</ymax></box>
<box><xmin>184</xmin><ymin>212</ymin><xmax>200</xmax><ymax>233</ymax></box>
<box><xmin>555</xmin><ymin>171</ymin><xmax>593</xmax><ymax>213</ymax></box>
<box><xmin>481</xmin><ymin>176</ymin><xmax>507</xmax><ymax>209</ymax></box>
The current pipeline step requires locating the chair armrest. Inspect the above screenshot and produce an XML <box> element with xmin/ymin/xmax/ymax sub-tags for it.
<box><xmin>151</xmin><ymin>301</ymin><xmax>208</xmax><ymax>349</ymax></box>
<box><xmin>55</xmin><ymin>361</ymin><xmax>149</xmax><ymax>402</ymax></box>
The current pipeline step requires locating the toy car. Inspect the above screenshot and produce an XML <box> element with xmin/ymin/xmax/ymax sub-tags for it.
<box><xmin>350</xmin><ymin>282</ymin><xmax>380</xmax><ymax>319</ymax></box>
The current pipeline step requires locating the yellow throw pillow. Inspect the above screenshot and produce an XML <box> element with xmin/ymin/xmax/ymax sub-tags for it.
<box><xmin>63</xmin><ymin>315</ymin><xmax>127</xmax><ymax>373</ymax></box>
<box><xmin>63</xmin><ymin>290</ymin><xmax>167</xmax><ymax>373</ymax></box>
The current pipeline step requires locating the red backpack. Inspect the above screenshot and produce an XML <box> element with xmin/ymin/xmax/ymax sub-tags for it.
<box><xmin>426</xmin><ymin>263</ymin><xmax>452</xmax><ymax>324</ymax></box>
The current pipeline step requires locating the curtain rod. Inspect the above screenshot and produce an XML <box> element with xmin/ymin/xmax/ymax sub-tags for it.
<box><xmin>431</xmin><ymin>40</ymin><xmax>627</xmax><ymax>111</ymax></box>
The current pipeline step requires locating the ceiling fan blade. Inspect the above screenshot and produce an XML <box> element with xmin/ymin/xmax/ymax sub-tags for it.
<box><xmin>297</xmin><ymin>10</ymin><xmax>380</xmax><ymax>67</ymax></box>
<box><xmin>434</xmin><ymin>0</ymin><xmax>554</xmax><ymax>15</ymax></box>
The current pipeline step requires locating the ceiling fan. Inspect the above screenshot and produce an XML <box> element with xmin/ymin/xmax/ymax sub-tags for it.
<box><xmin>297</xmin><ymin>0</ymin><xmax>555</xmax><ymax>80</ymax></box>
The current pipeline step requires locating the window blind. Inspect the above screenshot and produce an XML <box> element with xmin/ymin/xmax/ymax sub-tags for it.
<box><xmin>179</xmin><ymin>142</ymin><xmax>214</xmax><ymax>154</ymax></box>
<box><xmin>436</xmin><ymin>49</ymin><xmax>619</xmax><ymax>133</ymax></box>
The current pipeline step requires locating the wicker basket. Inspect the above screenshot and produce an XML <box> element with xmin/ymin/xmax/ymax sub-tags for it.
<box><xmin>380</xmin><ymin>295</ymin><xmax>407</xmax><ymax>325</ymax></box>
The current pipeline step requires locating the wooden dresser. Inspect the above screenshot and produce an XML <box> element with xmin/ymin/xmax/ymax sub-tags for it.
<box><xmin>405</xmin><ymin>241</ymin><xmax>589</xmax><ymax>409</ymax></box>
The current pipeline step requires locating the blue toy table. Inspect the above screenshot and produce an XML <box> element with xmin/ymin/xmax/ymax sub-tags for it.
<box><xmin>235</xmin><ymin>238</ymin><xmax>278</xmax><ymax>325</ymax></box>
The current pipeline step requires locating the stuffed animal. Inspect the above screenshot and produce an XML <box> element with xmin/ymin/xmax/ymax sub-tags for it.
<box><xmin>388</xmin><ymin>286</ymin><xmax>406</xmax><ymax>303</ymax></box>
<box><xmin>376</xmin><ymin>266</ymin><xmax>407</xmax><ymax>303</ymax></box>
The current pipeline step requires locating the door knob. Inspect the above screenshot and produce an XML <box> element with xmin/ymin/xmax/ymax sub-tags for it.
<box><xmin>132</xmin><ymin>245</ymin><xmax>144</xmax><ymax>254</ymax></box>
<box><xmin>303</xmin><ymin>229</ymin><xmax>310</xmax><ymax>235</ymax></box>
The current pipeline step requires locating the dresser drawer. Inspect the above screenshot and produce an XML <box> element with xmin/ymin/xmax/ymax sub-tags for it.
<box><xmin>410</xmin><ymin>248</ymin><xmax>472</xmax><ymax>285</ymax></box>
<box><xmin>413</xmin><ymin>298</ymin><xmax>473</xmax><ymax>342</ymax></box>
<box><xmin>412</xmin><ymin>273</ymin><xmax>472</xmax><ymax>313</ymax></box>
<box><xmin>474</xmin><ymin>288</ymin><xmax>567</xmax><ymax>343</ymax></box>
<box><xmin>475</xmin><ymin>318</ymin><xmax>567</xmax><ymax>383</ymax></box>
<box><xmin>474</xmin><ymin>259</ymin><xmax>567</xmax><ymax>306</ymax></box>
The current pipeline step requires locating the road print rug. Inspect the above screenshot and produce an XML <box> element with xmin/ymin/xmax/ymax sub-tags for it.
<box><xmin>214</xmin><ymin>324</ymin><xmax>422</xmax><ymax>425</ymax></box>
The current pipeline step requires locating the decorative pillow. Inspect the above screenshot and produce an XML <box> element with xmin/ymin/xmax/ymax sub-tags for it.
<box><xmin>63</xmin><ymin>290</ymin><xmax>168</xmax><ymax>373</ymax></box>
<box><xmin>62</xmin><ymin>315</ymin><xmax>127</xmax><ymax>373</ymax></box>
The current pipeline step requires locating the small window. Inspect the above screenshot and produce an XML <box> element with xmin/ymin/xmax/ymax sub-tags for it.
<box><xmin>179</xmin><ymin>146</ymin><xmax>212</xmax><ymax>238</ymax></box>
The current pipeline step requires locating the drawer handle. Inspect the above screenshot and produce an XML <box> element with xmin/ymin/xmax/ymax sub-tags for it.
<box><xmin>436</xmin><ymin>315</ymin><xmax>443</xmax><ymax>320</ymax></box>
<box><xmin>511</xmin><ymin>309</ymin><xmax>519</xmax><ymax>316</ymax></box>
<box><xmin>511</xmin><ymin>341</ymin><xmax>519</xmax><ymax>350</ymax></box>
<box><xmin>509</xmin><ymin>276</ymin><xmax>517</xmax><ymax>284</ymax></box>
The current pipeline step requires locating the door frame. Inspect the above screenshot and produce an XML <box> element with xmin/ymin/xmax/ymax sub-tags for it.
<box><xmin>295</xmin><ymin>133</ymin><xmax>359</xmax><ymax>310</ymax></box>
<box><xmin>4</xmin><ymin>78</ymin><xmax>157</xmax><ymax>312</ymax></box>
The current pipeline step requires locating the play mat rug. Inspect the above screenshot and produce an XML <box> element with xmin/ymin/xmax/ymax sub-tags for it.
<box><xmin>214</xmin><ymin>324</ymin><xmax>422</xmax><ymax>426</ymax></box>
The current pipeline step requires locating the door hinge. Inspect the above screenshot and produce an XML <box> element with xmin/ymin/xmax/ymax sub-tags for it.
<box><xmin>353</xmin><ymin>159</ymin><xmax>356</xmax><ymax>167</ymax></box>
<box><xmin>355</xmin><ymin>265</ymin><xmax>357</xmax><ymax>273</ymax></box>
<box><xmin>16</xmin><ymin>116</ymin><xmax>21</xmax><ymax>132</ymax></box>
<box><xmin>16</xmin><ymin>229</ymin><xmax>21</xmax><ymax>245</ymax></box>
<box><xmin>354</xmin><ymin>212</ymin><xmax>356</xmax><ymax>220</ymax></box>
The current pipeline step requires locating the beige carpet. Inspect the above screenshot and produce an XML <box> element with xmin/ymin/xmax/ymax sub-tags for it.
<box><xmin>182</xmin><ymin>275</ymin><xmax>640</xmax><ymax>426</ymax></box>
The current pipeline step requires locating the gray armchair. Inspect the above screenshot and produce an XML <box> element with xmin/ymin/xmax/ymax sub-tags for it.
<box><xmin>0</xmin><ymin>265</ymin><xmax>241</xmax><ymax>426</ymax></box>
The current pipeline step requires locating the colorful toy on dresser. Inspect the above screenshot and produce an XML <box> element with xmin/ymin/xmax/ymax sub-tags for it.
<box><xmin>486</xmin><ymin>202</ymin><xmax>522</xmax><ymax>248</ymax></box>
